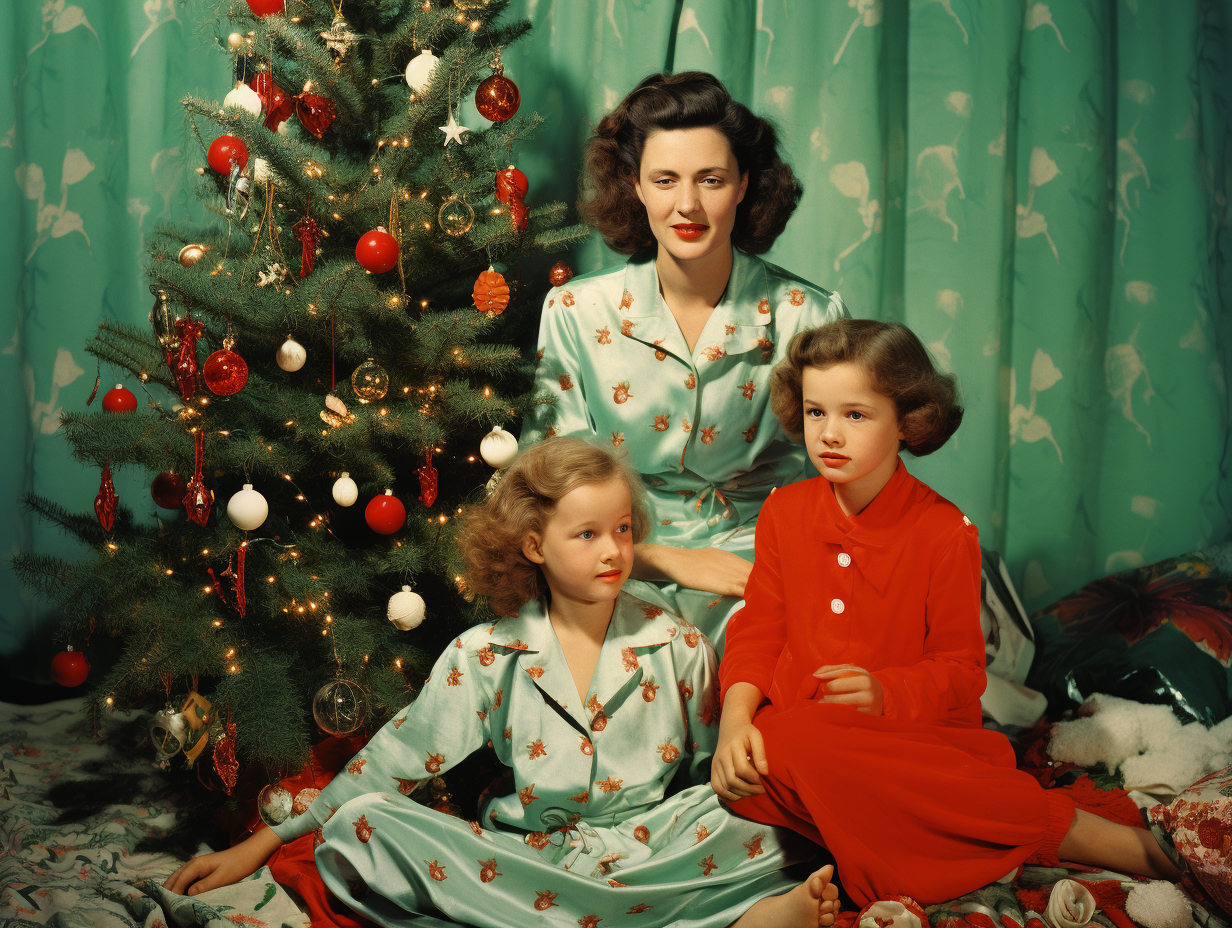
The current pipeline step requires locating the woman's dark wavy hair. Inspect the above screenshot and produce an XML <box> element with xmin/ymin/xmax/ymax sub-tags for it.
<box><xmin>770</xmin><ymin>320</ymin><xmax>964</xmax><ymax>457</ymax></box>
<box><xmin>580</xmin><ymin>71</ymin><xmax>803</xmax><ymax>255</ymax></box>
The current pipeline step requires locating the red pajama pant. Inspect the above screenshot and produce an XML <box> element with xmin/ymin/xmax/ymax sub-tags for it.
<box><xmin>731</xmin><ymin>701</ymin><xmax>1076</xmax><ymax>907</ymax></box>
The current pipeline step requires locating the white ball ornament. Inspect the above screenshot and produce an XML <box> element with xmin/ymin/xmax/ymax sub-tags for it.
<box><xmin>332</xmin><ymin>472</ymin><xmax>358</xmax><ymax>507</ymax></box>
<box><xmin>404</xmin><ymin>49</ymin><xmax>439</xmax><ymax>92</ymax></box>
<box><xmin>480</xmin><ymin>425</ymin><xmax>519</xmax><ymax>469</ymax></box>
<box><xmin>387</xmin><ymin>585</ymin><xmax>426</xmax><ymax>631</ymax></box>
<box><xmin>223</xmin><ymin>80</ymin><xmax>262</xmax><ymax>117</ymax></box>
<box><xmin>276</xmin><ymin>335</ymin><xmax>306</xmax><ymax>372</ymax></box>
<box><xmin>226</xmin><ymin>484</ymin><xmax>268</xmax><ymax>531</ymax></box>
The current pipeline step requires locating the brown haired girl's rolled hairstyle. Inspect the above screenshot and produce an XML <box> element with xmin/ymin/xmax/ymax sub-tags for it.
<box><xmin>580</xmin><ymin>71</ymin><xmax>803</xmax><ymax>255</ymax></box>
<box><xmin>770</xmin><ymin>319</ymin><xmax>964</xmax><ymax>456</ymax></box>
<box><xmin>455</xmin><ymin>438</ymin><xmax>651</xmax><ymax>617</ymax></box>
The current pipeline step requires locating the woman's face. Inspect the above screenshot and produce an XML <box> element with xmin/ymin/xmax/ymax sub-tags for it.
<box><xmin>634</xmin><ymin>126</ymin><xmax>748</xmax><ymax>264</ymax></box>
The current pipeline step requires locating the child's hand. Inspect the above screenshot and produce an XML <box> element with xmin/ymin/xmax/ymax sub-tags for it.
<box><xmin>163</xmin><ymin>826</ymin><xmax>283</xmax><ymax>896</ymax></box>
<box><xmin>813</xmin><ymin>665</ymin><xmax>884</xmax><ymax>715</ymax></box>
<box><xmin>711</xmin><ymin>722</ymin><xmax>769</xmax><ymax>801</ymax></box>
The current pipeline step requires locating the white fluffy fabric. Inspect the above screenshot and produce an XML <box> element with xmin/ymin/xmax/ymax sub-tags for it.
<box><xmin>1047</xmin><ymin>694</ymin><xmax>1232</xmax><ymax>797</ymax></box>
<box><xmin>1124</xmin><ymin>880</ymin><xmax>1192</xmax><ymax>928</ymax></box>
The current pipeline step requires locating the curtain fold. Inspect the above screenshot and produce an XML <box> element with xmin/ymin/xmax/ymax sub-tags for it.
<box><xmin>2</xmin><ymin>0</ymin><xmax>1228</xmax><ymax>674</ymax></box>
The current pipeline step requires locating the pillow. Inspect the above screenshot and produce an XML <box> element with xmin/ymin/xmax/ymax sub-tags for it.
<box><xmin>1148</xmin><ymin>764</ymin><xmax>1232</xmax><ymax>916</ymax></box>
<box><xmin>1026</xmin><ymin>543</ymin><xmax>1232</xmax><ymax>725</ymax></box>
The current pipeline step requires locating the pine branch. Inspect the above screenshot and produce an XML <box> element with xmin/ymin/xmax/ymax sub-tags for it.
<box><xmin>531</xmin><ymin>222</ymin><xmax>591</xmax><ymax>252</ymax></box>
<box><xmin>10</xmin><ymin>551</ymin><xmax>77</xmax><ymax>603</ymax></box>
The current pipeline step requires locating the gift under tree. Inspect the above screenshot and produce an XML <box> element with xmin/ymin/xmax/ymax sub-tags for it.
<box><xmin>13</xmin><ymin>0</ymin><xmax>584</xmax><ymax>802</ymax></box>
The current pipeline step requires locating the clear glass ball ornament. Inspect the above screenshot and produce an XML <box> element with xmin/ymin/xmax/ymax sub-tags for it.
<box><xmin>312</xmin><ymin>678</ymin><xmax>368</xmax><ymax>736</ymax></box>
<box><xmin>437</xmin><ymin>195</ymin><xmax>474</xmax><ymax>237</ymax></box>
<box><xmin>350</xmin><ymin>358</ymin><xmax>389</xmax><ymax>402</ymax></box>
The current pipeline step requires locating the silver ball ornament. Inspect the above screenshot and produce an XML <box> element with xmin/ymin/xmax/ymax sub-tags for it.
<box><xmin>388</xmin><ymin>585</ymin><xmax>426</xmax><ymax>631</ymax></box>
<box><xmin>257</xmin><ymin>784</ymin><xmax>294</xmax><ymax>826</ymax></box>
<box><xmin>332</xmin><ymin>472</ymin><xmax>358</xmax><ymax>507</ymax></box>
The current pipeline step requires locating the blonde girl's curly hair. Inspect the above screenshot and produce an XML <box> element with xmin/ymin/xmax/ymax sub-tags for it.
<box><xmin>456</xmin><ymin>438</ymin><xmax>651</xmax><ymax>617</ymax></box>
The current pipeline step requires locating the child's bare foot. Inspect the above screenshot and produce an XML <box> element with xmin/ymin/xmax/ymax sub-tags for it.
<box><xmin>732</xmin><ymin>862</ymin><xmax>839</xmax><ymax>928</ymax></box>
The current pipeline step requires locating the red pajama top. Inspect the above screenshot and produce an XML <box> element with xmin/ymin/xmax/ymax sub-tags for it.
<box><xmin>720</xmin><ymin>461</ymin><xmax>985</xmax><ymax>725</ymax></box>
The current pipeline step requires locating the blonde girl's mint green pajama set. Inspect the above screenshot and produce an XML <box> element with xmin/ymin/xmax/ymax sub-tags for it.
<box><xmin>269</xmin><ymin>593</ymin><xmax>817</xmax><ymax>927</ymax></box>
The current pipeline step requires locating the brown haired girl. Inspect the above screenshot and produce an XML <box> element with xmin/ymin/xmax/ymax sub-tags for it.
<box><xmin>167</xmin><ymin>438</ymin><xmax>840</xmax><ymax>928</ymax></box>
<box><xmin>526</xmin><ymin>71</ymin><xmax>848</xmax><ymax>656</ymax></box>
<box><xmin>712</xmin><ymin>319</ymin><xmax>1182</xmax><ymax>908</ymax></box>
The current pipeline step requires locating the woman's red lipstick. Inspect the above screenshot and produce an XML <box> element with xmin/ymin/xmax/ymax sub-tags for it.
<box><xmin>671</xmin><ymin>223</ymin><xmax>708</xmax><ymax>240</ymax></box>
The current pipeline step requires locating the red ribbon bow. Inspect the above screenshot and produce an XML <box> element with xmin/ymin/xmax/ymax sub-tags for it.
<box><xmin>249</xmin><ymin>72</ymin><xmax>336</xmax><ymax>139</ymax></box>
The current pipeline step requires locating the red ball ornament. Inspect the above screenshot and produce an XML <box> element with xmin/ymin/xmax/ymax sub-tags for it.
<box><xmin>51</xmin><ymin>648</ymin><xmax>89</xmax><ymax>687</ymax></box>
<box><xmin>102</xmin><ymin>383</ymin><xmax>137</xmax><ymax>412</ymax></box>
<box><xmin>203</xmin><ymin>348</ymin><xmax>249</xmax><ymax>395</ymax></box>
<box><xmin>151</xmin><ymin>472</ymin><xmax>187</xmax><ymax>510</ymax></box>
<box><xmin>365</xmin><ymin>490</ymin><xmax>406</xmax><ymax>535</ymax></box>
<box><xmin>475</xmin><ymin>71</ymin><xmax>520</xmax><ymax>122</ymax></box>
<box><xmin>245</xmin><ymin>0</ymin><xmax>285</xmax><ymax>15</ymax></box>
<box><xmin>207</xmin><ymin>135</ymin><xmax>249</xmax><ymax>175</ymax></box>
<box><xmin>355</xmin><ymin>227</ymin><xmax>399</xmax><ymax>274</ymax></box>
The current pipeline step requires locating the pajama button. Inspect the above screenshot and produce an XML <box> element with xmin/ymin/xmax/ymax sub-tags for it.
<box><xmin>830</xmin><ymin>598</ymin><xmax>845</xmax><ymax>614</ymax></box>
<box><xmin>837</xmin><ymin>553</ymin><xmax>851</xmax><ymax>567</ymax></box>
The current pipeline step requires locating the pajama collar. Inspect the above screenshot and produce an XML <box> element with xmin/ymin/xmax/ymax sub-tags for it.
<box><xmin>617</xmin><ymin>246</ymin><xmax>772</xmax><ymax>364</ymax></box>
<box><xmin>810</xmin><ymin>462</ymin><xmax>935</xmax><ymax>593</ymax></box>
<box><xmin>486</xmin><ymin>592</ymin><xmax>683</xmax><ymax>733</ymax></box>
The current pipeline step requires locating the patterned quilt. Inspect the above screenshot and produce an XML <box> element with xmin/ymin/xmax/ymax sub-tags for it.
<box><xmin>1</xmin><ymin>699</ymin><xmax>1228</xmax><ymax>928</ymax></box>
<box><xmin>0</xmin><ymin>699</ymin><xmax>308</xmax><ymax>928</ymax></box>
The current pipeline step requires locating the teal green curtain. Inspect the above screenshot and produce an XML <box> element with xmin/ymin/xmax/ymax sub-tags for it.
<box><xmin>4</xmin><ymin>0</ymin><xmax>1229</xmax><ymax>674</ymax></box>
<box><xmin>1</xmin><ymin>0</ymin><xmax>223</xmax><ymax>672</ymax></box>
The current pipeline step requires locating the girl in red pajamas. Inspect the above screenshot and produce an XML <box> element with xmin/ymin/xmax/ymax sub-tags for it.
<box><xmin>712</xmin><ymin>319</ymin><xmax>1182</xmax><ymax>909</ymax></box>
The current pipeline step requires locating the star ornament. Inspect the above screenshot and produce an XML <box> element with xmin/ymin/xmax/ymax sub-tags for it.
<box><xmin>438</xmin><ymin>109</ymin><xmax>471</xmax><ymax>147</ymax></box>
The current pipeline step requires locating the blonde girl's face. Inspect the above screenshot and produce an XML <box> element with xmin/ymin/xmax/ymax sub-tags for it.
<box><xmin>634</xmin><ymin>126</ymin><xmax>748</xmax><ymax>264</ymax></box>
<box><xmin>802</xmin><ymin>363</ymin><xmax>904</xmax><ymax>498</ymax></box>
<box><xmin>522</xmin><ymin>477</ymin><xmax>635</xmax><ymax>608</ymax></box>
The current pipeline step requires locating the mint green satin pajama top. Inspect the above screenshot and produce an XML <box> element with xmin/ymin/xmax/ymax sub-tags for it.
<box><xmin>269</xmin><ymin>593</ymin><xmax>815</xmax><ymax>927</ymax></box>
<box><xmin>524</xmin><ymin>248</ymin><xmax>848</xmax><ymax>652</ymax></box>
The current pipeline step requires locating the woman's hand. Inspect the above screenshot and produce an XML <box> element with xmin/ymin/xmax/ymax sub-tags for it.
<box><xmin>711</xmin><ymin>722</ymin><xmax>768</xmax><ymax>800</ymax></box>
<box><xmin>163</xmin><ymin>826</ymin><xmax>284</xmax><ymax>897</ymax></box>
<box><xmin>632</xmin><ymin>544</ymin><xmax>752</xmax><ymax>598</ymax></box>
<box><xmin>813</xmin><ymin>665</ymin><xmax>884</xmax><ymax>715</ymax></box>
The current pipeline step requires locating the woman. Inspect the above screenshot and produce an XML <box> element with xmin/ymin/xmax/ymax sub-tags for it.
<box><xmin>526</xmin><ymin>71</ymin><xmax>849</xmax><ymax>653</ymax></box>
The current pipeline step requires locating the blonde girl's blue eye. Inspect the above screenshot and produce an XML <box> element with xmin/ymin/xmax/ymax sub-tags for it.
<box><xmin>580</xmin><ymin>530</ymin><xmax>594</xmax><ymax>540</ymax></box>
<box><xmin>617</xmin><ymin>523</ymin><xmax>630</xmax><ymax>534</ymax></box>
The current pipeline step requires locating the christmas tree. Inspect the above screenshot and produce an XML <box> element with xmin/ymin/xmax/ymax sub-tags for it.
<box><xmin>12</xmin><ymin>0</ymin><xmax>584</xmax><ymax>796</ymax></box>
